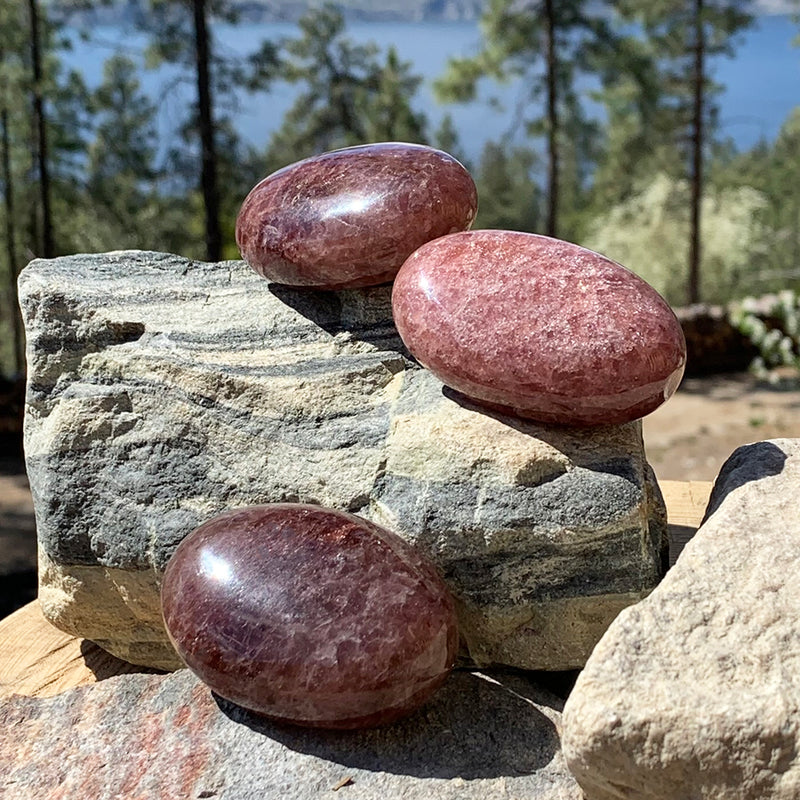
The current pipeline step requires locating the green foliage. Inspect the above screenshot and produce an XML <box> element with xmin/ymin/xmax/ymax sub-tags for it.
<box><xmin>606</xmin><ymin>0</ymin><xmax>753</xmax><ymax>176</ymax></box>
<box><xmin>361</xmin><ymin>46</ymin><xmax>427</xmax><ymax>144</ymax></box>
<box><xmin>142</xmin><ymin>0</ymin><xmax>279</xmax><ymax>93</ymax></box>
<box><xmin>89</xmin><ymin>55</ymin><xmax>158</xmax><ymax>183</ymax></box>
<box><xmin>730</xmin><ymin>291</ymin><xmax>800</xmax><ymax>382</ymax></box>
<box><xmin>590</xmin><ymin>0</ymin><xmax>754</xmax><ymax>303</ymax></box>
<box><xmin>584</xmin><ymin>173</ymin><xmax>768</xmax><ymax>305</ymax></box>
<box><xmin>0</xmin><ymin>0</ymin><xmax>99</xmax><ymax>374</ymax></box>
<box><xmin>716</xmin><ymin>109</ymin><xmax>800</xmax><ymax>292</ymax></box>
<box><xmin>2</xmin><ymin>0</ymin><xmax>800</xmax><ymax>379</ymax></box>
<box><xmin>432</xmin><ymin>113</ymin><xmax>468</xmax><ymax>167</ymax></box>
<box><xmin>263</xmin><ymin>5</ymin><xmax>428</xmax><ymax>170</ymax></box>
<box><xmin>589</xmin><ymin>31</ymin><xmax>674</xmax><ymax>207</ymax></box>
<box><xmin>137</xmin><ymin>0</ymin><xmax>281</xmax><ymax>260</ymax></box>
<box><xmin>434</xmin><ymin>0</ymin><xmax>620</xmax><ymax>238</ymax></box>
<box><xmin>472</xmin><ymin>141</ymin><xmax>541</xmax><ymax>232</ymax></box>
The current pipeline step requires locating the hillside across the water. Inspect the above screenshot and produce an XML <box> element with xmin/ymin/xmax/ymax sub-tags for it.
<box><xmin>51</xmin><ymin>0</ymin><xmax>485</xmax><ymax>25</ymax></box>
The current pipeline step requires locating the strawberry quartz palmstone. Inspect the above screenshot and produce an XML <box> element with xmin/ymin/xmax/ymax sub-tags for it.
<box><xmin>235</xmin><ymin>142</ymin><xmax>477</xmax><ymax>289</ymax></box>
<box><xmin>392</xmin><ymin>231</ymin><xmax>687</xmax><ymax>426</ymax></box>
<box><xmin>161</xmin><ymin>504</ymin><xmax>458</xmax><ymax>729</ymax></box>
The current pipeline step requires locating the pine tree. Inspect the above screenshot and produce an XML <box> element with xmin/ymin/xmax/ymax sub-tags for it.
<box><xmin>611</xmin><ymin>0</ymin><xmax>754</xmax><ymax>303</ymax></box>
<box><xmin>432</xmin><ymin>113</ymin><xmax>468</xmax><ymax>167</ymax></box>
<box><xmin>66</xmin><ymin>54</ymin><xmax>165</xmax><ymax>252</ymax></box>
<box><xmin>0</xmin><ymin>1</ymin><xmax>27</xmax><ymax>374</ymax></box>
<box><xmin>27</xmin><ymin>0</ymin><xmax>55</xmax><ymax>258</ymax></box>
<box><xmin>0</xmin><ymin>0</ymin><xmax>90</xmax><ymax>372</ymax></box>
<box><xmin>264</xmin><ymin>5</ymin><xmax>429</xmax><ymax>170</ymax></box>
<box><xmin>360</xmin><ymin>46</ymin><xmax>427</xmax><ymax>144</ymax></box>
<box><xmin>473</xmin><ymin>141</ymin><xmax>541</xmax><ymax>232</ymax></box>
<box><xmin>141</xmin><ymin>0</ymin><xmax>279</xmax><ymax>261</ymax></box>
<box><xmin>0</xmin><ymin>0</ymin><xmax>122</xmax><ymax>375</ymax></box>
<box><xmin>434</xmin><ymin>0</ymin><xmax>618</xmax><ymax>239</ymax></box>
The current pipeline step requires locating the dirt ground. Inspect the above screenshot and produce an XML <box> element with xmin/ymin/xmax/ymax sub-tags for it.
<box><xmin>643</xmin><ymin>372</ymin><xmax>800</xmax><ymax>482</ymax></box>
<box><xmin>1</xmin><ymin>371</ymin><xmax>798</xmax><ymax>617</ymax></box>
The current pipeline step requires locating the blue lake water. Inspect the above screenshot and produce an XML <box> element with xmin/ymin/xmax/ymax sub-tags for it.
<box><xmin>62</xmin><ymin>15</ymin><xmax>800</xmax><ymax>162</ymax></box>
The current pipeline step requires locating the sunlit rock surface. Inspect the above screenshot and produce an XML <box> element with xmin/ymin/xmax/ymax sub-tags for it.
<box><xmin>21</xmin><ymin>251</ymin><xmax>667</xmax><ymax>670</ymax></box>
<box><xmin>0</xmin><ymin>668</ymin><xmax>582</xmax><ymax>800</ymax></box>
<box><xmin>563</xmin><ymin>439</ymin><xmax>800</xmax><ymax>800</ymax></box>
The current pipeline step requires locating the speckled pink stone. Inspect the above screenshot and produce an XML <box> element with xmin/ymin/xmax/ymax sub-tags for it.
<box><xmin>161</xmin><ymin>504</ymin><xmax>458</xmax><ymax>729</ymax></box>
<box><xmin>235</xmin><ymin>143</ymin><xmax>478</xmax><ymax>289</ymax></box>
<box><xmin>392</xmin><ymin>231</ymin><xmax>686</xmax><ymax>426</ymax></box>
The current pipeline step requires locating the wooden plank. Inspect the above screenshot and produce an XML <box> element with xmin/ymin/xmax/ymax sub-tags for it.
<box><xmin>0</xmin><ymin>480</ymin><xmax>715</xmax><ymax>701</ymax></box>
<box><xmin>660</xmin><ymin>479</ymin><xmax>713</xmax><ymax>566</ymax></box>
<box><xmin>0</xmin><ymin>600</ymin><xmax>153</xmax><ymax>700</ymax></box>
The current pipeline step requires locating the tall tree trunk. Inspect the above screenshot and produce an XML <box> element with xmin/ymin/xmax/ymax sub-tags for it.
<box><xmin>28</xmin><ymin>0</ymin><xmax>54</xmax><ymax>258</ymax></box>
<box><xmin>192</xmin><ymin>0</ymin><xmax>222</xmax><ymax>262</ymax></box>
<box><xmin>688</xmin><ymin>0</ymin><xmax>704</xmax><ymax>305</ymax></box>
<box><xmin>543</xmin><ymin>0</ymin><xmax>559</xmax><ymax>238</ymax></box>
<box><xmin>1</xmin><ymin>107</ymin><xmax>24</xmax><ymax>375</ymax></box>
<box><xmin>27</xmin><ymin>117</ymin><xmax>40</xmax><ymax>260</ymax></box>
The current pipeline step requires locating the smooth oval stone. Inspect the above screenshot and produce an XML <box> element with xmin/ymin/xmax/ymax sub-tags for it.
<box><xmin>235</xmin><ymin>143</ymin><xmax>478</xmax><ymax>289</ymax></box>
<box><xmin>161</xmin><ymin>504</ymin><xmax>458</xmax><ymax>729</ymax></box>
<box><xmin>392</xmin><ymin>231</ymin><xmax>686</xmax><ymax>426</ymax></box>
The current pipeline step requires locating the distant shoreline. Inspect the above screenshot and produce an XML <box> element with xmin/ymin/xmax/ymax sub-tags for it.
<box><xmin>51</xmin><ymin>0</ymin><xmax>485</xmax><ymax>27</ymax></box>
<box><xmin>49</xmin><ymin>0</ymin><xmax>797</xmax><ymax>28</ymax></box>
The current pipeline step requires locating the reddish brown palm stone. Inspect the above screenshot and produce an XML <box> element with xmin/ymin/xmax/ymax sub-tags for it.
<box><xmin>161</xmin><ymin>504</ymin><xmax>458</xmax><ymax>729</ymax></box>
<box><xmin>392</xmin><ymin>230</ymin><xmax>686</xmax><ymax>426</ymax></box>
<box><xmin>235</xmin><ymin>143</ymin><xmax>477</xmax><ymax>289</ymax></box>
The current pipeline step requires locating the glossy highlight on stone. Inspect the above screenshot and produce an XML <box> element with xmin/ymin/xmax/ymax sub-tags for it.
<box><xmin>161</xmin><ymin>504</ymin><xmax>458</xmax><ymax>729</ymax></box>
<box><xmin>235</xmin><ymin>142</ymin><xmax>478</xmax><ymax>289</ymax></box>
<box><xmin>392</xmin><ymin>231</ymin><xmax>686</xmax><ymax>426</ymax></box>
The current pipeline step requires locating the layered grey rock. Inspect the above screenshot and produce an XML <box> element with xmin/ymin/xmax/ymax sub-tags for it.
<box><xmin>563</xmin><ymin>438</ymin><xmax>800</xmax><ymax>800</ymax></box>
<box><xmin>21</xmin><ymin>251</ymin><xmax>667</xmax><ymax>670</ymax></box>
<box><xmin>0</xmin><ymin>668</ymin><xmax>581</xmax><ymax>800</ymax></box>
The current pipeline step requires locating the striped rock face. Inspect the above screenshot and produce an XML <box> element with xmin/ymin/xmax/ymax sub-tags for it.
<box><xmin>235</xmin><ymin>143</ymin><xmax>477</xmax><ymax>289</ymax></box>
<box><xmin>20</xmin><ymin>252</ymin><xmax>667</xmax><ymax>672</ymax></box>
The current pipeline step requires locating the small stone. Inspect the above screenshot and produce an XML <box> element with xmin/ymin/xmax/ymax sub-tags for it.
<box><xmin>392</xmin><ymin>231</ymin><xmax>686</xmax><ymax>426</ymax></box>
<box><xmin>161</xmin><ymin>504</ymin><xmax>458</xmax><ymax>729</ymax></box>
<box><xmin>235</xmin><ymin>143</ymin><xmax>477</xmax><ymax>289</ymax></box>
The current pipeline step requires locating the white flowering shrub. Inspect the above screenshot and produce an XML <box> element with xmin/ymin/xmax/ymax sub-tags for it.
<box><xmin>584</xmin><ymin>173</ymin><xmax>769</xmax><ymax>305</ymax></box>
<box><xmin>730</xmin><ymin>290</ymin><xmax>800</xmax><ymax>383</ymax></box>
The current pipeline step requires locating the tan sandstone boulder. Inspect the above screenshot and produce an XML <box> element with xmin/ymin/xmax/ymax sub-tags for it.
<box><xmin>563</xmin><ymin>438</ymin><xmax>800</xmax><ymax>800</ymax></box>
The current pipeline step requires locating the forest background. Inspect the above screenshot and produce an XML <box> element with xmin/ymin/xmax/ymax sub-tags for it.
<box><xmin>2</xmin><ymin>0</ymin><xmax>800</xmax><ymax>379</ymax></box>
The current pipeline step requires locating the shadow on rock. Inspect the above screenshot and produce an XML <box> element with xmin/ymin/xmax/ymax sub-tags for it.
<box><xmin>79</xmin><ymin>638</ymin><xmax>164</xmax><ymax>682</ymax></box>
<box><xmin>442</xmin><ymin>386</ymin><xmax>644</xmax><ymax>477</ymax></box>
<box><xmin>703</xmin><ymin>440</ymin><xmax>789</xmax><ymax>523</ymax></box>
<box><xmin>268</xmin><ymin>283</ymin><xmax>410</xmax><ymax>357</ymax></box>
<box><xmin>214</xmin><ymin>669</ymin><xmax>562</xmax><ymax>781</ymax></box>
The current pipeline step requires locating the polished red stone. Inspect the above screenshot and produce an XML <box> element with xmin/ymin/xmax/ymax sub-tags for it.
<box><xmin>235</xmin><ymin>143</ymin><xmax>477</xmax><ymax>289</ymax></box>
<box><xmin>392</xmin><ymin>231</ymin><xmax>686</xmax><ymax>426</ymax></box>
<box><xmin>161</xmin><ymin>504</ymin><xmax>458</xmax><ymax>729</ymax></box>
